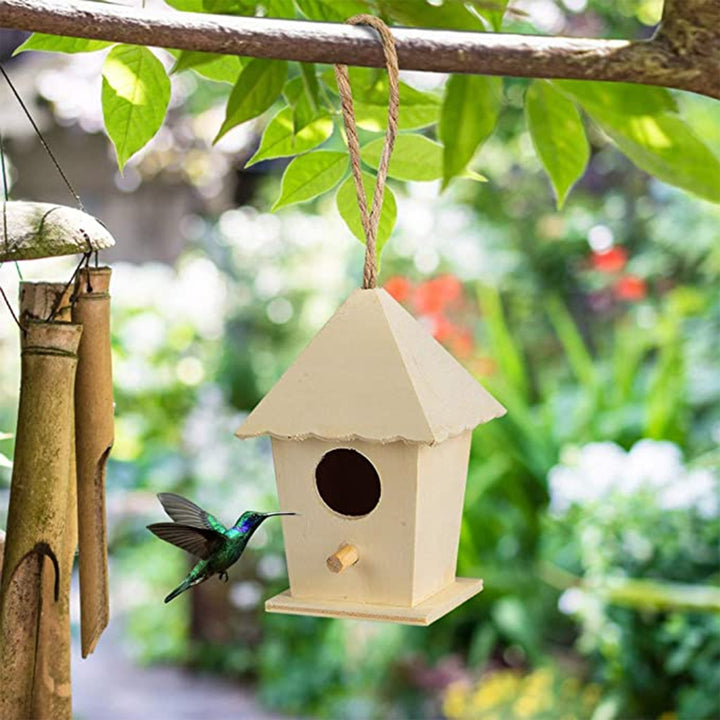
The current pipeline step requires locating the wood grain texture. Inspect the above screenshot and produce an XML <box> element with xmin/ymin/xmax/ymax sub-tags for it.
<box><xmin>0</xmin><ymin>0</ymin><xmax>718</xmax><ymax>98</ymax></box>
<box><xmin>265</xmin><ymin>577</ymin><xmax>483</xmax><ymax>625</ymax></box>
<box><xmin>326</xmin><ymin>543</ymin><xmax>359</xmax><ymax>574</ymax></box>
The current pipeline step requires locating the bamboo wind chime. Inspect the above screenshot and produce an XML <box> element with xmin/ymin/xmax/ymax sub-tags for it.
<box><xmin>0</xmin><ymin>201</ymin><xmax>115</xmax><ymax>720</ymax></box>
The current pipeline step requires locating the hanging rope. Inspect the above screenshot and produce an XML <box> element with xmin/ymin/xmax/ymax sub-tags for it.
<box><xmin>334</xmin><ymin>15</ymin><xmax>399</xmax><ymax>290</ymax></box>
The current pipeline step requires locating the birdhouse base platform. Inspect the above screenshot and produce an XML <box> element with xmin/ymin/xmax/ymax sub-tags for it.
<box><xmin>265</xmin><ymin>577</ymin><xmax>483</xmax><ymax>626</ymax></box>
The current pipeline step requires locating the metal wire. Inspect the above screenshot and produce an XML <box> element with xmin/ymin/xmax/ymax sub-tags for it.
<box><xmin>0</xmin><ymin>64</ymin><xmax>85</xmax><ymax>212</ymax></box>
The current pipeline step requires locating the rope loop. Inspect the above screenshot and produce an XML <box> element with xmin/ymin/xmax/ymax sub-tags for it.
<box><xmin>334</xmin><ymin>15</ymin><xmax>399</xmax><ymax>289</ymax></box>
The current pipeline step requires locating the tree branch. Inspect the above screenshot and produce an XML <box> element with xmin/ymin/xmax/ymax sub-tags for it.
<box><xmin>0</xmin><ymin>0</ymin><xmax>717</xmax><ymax>99</ymax></box>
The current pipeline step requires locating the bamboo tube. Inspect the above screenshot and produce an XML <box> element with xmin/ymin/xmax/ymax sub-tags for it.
<box><xmin>0</xmin><ymin>320</ymin><xmax>82</xmax><ymax>720</ymax></box>
<box><xmin>72</xmin><ymin>267</ymin><xmax>114</xmax><ymax>658</ymax></box>
<box><xmin>20</xmin><ymin>283</ymin><xmax>77</xmax><ymax>720</ymax></box>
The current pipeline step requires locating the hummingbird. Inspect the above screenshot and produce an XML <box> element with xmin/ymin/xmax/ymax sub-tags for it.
<box><xmin>147</xmin><ymin>492</ymin><xmax>297</xmax><ymax>603</ymax></box>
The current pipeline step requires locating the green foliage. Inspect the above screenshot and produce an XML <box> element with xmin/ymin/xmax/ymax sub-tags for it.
<box><xmin>170</xmin><ymin>50</ymin><xmax>245</xmax><ymax>84</ymax></box>
<box><xmin>557</xmin><ymin>80</ymin><xmax>720</xmax><ymax>203</ymax></box>
<box><xmin>362</xmin><ymin>134</ymin><xmax>444</xmax><ymax>182</ymax></box>
<box><xmin>544</xmin><ymin>457</ymin><xmax>720</xmax><ymax>718</ymax></box>
<box><xmin>215</xmin><ymin>58</ymin><xmax>288</xmax><ymax>141</ymax></box>
<box><xmin>246</xmin><ymin>106</ymin><xmax>333</xmax><ymax>166</ymax></box>
<box><xmin>377</xmin><ymin>0</ymin><xmax>485</xmax><ymax>30</ymax></box>
<box><xmin>443</xmin><ymin>666</ymin><xmax>602</xmax><ymax>719</ymax></box>
<box><xmin>440</xmin><ymin>75</ymin><xmax>502</xmax><ymax>187</ymax></box>
<box><xmin>15</xmin><ymin>33</ymin><xmax>112</xmax><ymax>54</ymax></box>
<box><xmin>324</xmin><ymin>67</ymin><xmax>441</xmax><ymax>132</ymax></box>
<box><xmin>525</xmin><ymin>80</ymin><xmax>589</xmax><ymax>208</ymax></box>
<box><xmin>16</xmin><ymin>0</ymin><xmax>720</xmax><ymax>243</ymax></box>
<box><xmin>294</xmin><ymin>0</ymin><xmax>369</xmax><ymax>21</ymax></box>
<box><xmin>272</xmin><ymin>150</ymin><xmax>348</xmax><ymax>209</ymax></box>
<box><xmin>335</xmin><ymin>171</ymin><xmax>397</xmax><ymax>254</ymax></box>
<box><xmin>102</xmin><ymin>45</ymin><xmax>171</xmax><ymax>168</ymax></box>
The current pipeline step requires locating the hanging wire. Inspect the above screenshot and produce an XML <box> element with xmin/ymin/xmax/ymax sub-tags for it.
<box><xmin>0</xmin><ymin>62</ymin><xmax>103</xmax><ymax>322</ymax></box>
<box><xmin>0</xmin><ymin>283</ymin><xmax>24</xmax><ymax>335</ymax></box>
<box><xmin>0</xmin><ymin>64</ymin><xmax>85</xmax><ymax>212</ymax></box>
<box><xmin>0</xmin><ymin>130</ymin><xmax>22</xmax><ymax>279</ymax></box>
<box><xmin>47</xmin><ymin>233</ymin><xmax>94</xmax><ymax>322</ymax></box>
<box><xmin>0</xmin><ymin>128</ymin><xmax>25</xmax><ymax>333</ymax></box>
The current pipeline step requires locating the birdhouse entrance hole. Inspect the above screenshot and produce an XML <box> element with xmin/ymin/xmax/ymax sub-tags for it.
<box><xmin>315</xmin><ymin>449</ymin><xmax>381</xmax><ymax>517</ymax></box>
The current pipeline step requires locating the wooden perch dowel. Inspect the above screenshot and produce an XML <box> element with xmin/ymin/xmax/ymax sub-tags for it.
<box><xmin>0</xmin><ymin>201</ymin><xmax>115</xmax><ymax>262</ymax></box>
<box><xmin>326</xmin><ymin>543</ymin><xmax>359</xmax><ymax>574</ymax></box>
<box><xmin>72</xmin><ymin>267</ymin><xmax>114</xmax><ymax>659</ymax></box>
<box><xmin>0</xmin><ymin>320</ymin><xmax>81</xmax><ymax>720</ymax></box>
<box><xmin>0</xmin><ymin>0</ymin><xmax>718</xmax><ymax>98</ymax></box>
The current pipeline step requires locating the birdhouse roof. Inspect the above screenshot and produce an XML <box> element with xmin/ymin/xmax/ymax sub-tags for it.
<box><xmin>235</xmin><ymin>288</ymin><xmax>506</xmax><ymax>445</ymax></box>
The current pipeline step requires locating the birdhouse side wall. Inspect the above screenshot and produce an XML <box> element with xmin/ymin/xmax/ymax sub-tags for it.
<box><xmin>271</xmin><ymin>437</ymin><xmax>419</xmax><ymax>607</ymax></box>
<box><xmin>412</xmin><ymin>430</ymin><xmax>473</xmax><ymax>605</ymax></box>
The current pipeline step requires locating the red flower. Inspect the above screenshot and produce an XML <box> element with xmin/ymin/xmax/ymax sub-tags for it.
<box><xmin>430</xmin><ymin>314</ymin><xmax>456</xmax><ymax>342</ymax></box>
<box><xmin>592</xmin><ymin>246</ymin><xmax>627</xmax><ymax>273</ymax></box>
<box><xmin>449</xmin><ymin>329</ymin><xmax>474</xmax><ymax>359</ymax></box>
<box><xmin>384</xmin><ymin>276</ymin><xmax>413</xmax><ymax>304</ymax></box>
<box><xmin>615</xmin><ymin>275</ymin><xmax>647</xmax><ymax>301</ymax></box>
<box><xmin>413</xmin><ymin>274</ymin><xmax>463</xmax><ymax>315</ymax></box>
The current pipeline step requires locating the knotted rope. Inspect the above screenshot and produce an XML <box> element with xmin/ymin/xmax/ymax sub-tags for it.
<box><xmin>334</xmin><ymin>15</ymin><xmax>399</xmax><ymax>289</ymax></box>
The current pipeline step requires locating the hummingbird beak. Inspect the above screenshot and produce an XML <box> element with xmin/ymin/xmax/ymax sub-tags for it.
<box><xmin>262</xmin><ymin>511</ymin><xmax>299</xmax><ymax>518</ymax></box>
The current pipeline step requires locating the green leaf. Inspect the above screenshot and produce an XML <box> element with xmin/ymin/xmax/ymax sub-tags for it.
<box><xmin>272</xmin><ymin>151</ymin><xmax>348</xmax><ymax>210</ymax></box>
<box><xmin>0</xmin><ymin>452</ymin><xmax>12</xmax><ymax>469</ymax></box>
<box><xmin>467</xmin><ymin>0</ymin><xmax>509</xmax><ymax>30</ymax></box>
<box><xmin>284</xmin><ymin>73</ymin><xmax>321</xmax><ymax>134</ymax></box>
<box><xmin>247</xmin><ymin>106</ymin><xmax>333</xmax><ymax>166</ymax></box>
<box><xmin>202</xmin><ymin>0</ymin><xmax>255</xmax><ymax>13</ymax></box>
<box><xmin>295</xmin><ymin>0</ymin><xmax>369</xmax><ymax>21</ymax></box>
<box><xmin>440</xmin><ymin>74</ymin><xmax>502</xmax><ymax>188</ymax></box>
<box><xmin>102</xmin><ymin>45</ymin><xmax>171</xmax><ymax>169</ymax></box>
<box><xmin>603</xmin><ymin>115</ymin><xmax>720</xmax><ymax>203</ymax></box>
<box><xmin>164</xmin><ymin>0</ymin><xmax>205</xmax><ymax>10</ymax></box>
<box><xmin>216</xmin><ymin>59</ymin><xmax>288</xmax><ymax>141</ymax></box>
<box><xmin>171</xmin><ymin>50</ymin><xmax>245</xmax><ymax>84</ymax></box>
<box><xmin>362</xmin><ymin>134</ymin><xmax>443</xmax><ymax>182</ymax></box>
<box><xmin>525</xmin><ymin>80</ymin><xmax>589</xmax><ymax>208</ymax></box>
<box><xmin>325</xmin><ymin>68</ymin><xmax>441</xmax><ymax>131</ymax></box>
<box><xmin>296</xmin><ymin>63</ymin><xmax>321</xmax><ymax>130</ymax></box>
<box><xmin>554</xmin><ymin>80</ymin><xmax>677</xmax><ymax>117</ymax></box>
<box><xmin>558</xmin><ymin>81</ymin><xmax>720</xmax><ymax>203</ymax></box>
<box><xmin>336</xmin><ymin>172</ymin><xmax>397</xmax><ymax>257</ymax></box>
<box><xmin>381</xmin><ymin>0</ymin><xmax>484</xmax><ymax>30</ymax></box>
<box><xmin>263</xmin><ymin>0</ymin><xmax>296</xmax><ymax>16</ymax></box>
<box><xmin>545</xmin><ymin>294</ymin><xmax>596</xmax><ymax>389</ymax></box>
<box><xmin>15</xmin><ymin>33</ymin><xmax>112</xmax><ymax>55</ymax></box>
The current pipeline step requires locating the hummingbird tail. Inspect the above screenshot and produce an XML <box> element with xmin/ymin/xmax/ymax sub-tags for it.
<box><xmin>164</xmin><ymin>578</ymin><xmax>193</xmax><ymax>604</ymax></box>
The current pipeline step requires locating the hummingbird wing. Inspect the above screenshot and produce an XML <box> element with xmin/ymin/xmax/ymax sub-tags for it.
<box><xmin>147</xmin><ymin>522</ymin><xmax>226</xmax><ymax>560</ymax></box>
<box><xmin>156</xmin><ymin>492</ymin><xmax>227</xmax><ymax>533</ymax></box>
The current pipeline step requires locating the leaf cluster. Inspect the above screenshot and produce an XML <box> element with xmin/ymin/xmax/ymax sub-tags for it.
<box><xmin>15</xmin><ymin>0</ymin><xmax>720</xmax><ymax>257</ymax></box>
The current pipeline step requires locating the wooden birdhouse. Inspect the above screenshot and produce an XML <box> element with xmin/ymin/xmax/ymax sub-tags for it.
<box><xmin>236</xmin><ymin>288</ymin><xmax>505</xmax><ymax>625</ymax></box>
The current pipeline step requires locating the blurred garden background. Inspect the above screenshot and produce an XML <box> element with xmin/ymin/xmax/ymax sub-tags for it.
<box><xmin>0</xmin><ymin>0</ymin><xmax>719</xmax><ymax>718</ymax></box>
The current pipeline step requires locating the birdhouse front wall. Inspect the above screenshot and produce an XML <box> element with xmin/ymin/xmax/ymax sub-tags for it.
<box><xmin>271</xmin><ymin>437</ymin><xmax>420</xmax><ymax>607</ymax></box>
<box><xmin>412</xmin><ymin>430</ymin><xmax>473</xmax><ymax>605</ymax></box>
